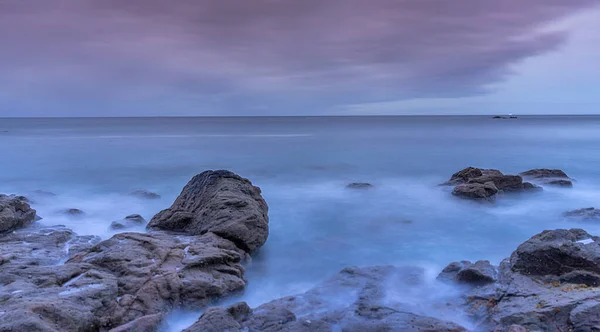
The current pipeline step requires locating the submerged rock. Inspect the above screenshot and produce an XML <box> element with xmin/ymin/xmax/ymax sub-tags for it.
<box><xmin>443</xmin><ymin>166</ymin><xmax>484</xmax><ymax>186</ymax></box>
<box><xmin>110</xmin><ymin>214</ymin><xmax>147</xmax><ymax>230</ymax></box>
<box><xmin>129</xmin><ymin>190</ymin><xmax>161</xmax><ymax>199</ymax></box>
<box><xmin>346</xmin><ymin>182</ymin><xmax>374</xmax><ymax>189</ymax></box>
<box><xmin>520</xmin><ymin>168</ymin><xmax>573</xmax><ymax>187</ymax></box>
<box><xmin>148</xmin><ymin>170</ymin><xmax>269</xmax><ymax>252</ymax></box>
<box><xmin>0</xmin><ymin>194</ymin><xmax>37</xmax><ymax>234</ymax></box>
<box><xmin>184</xmin><ymin>266</ymin><xmax>467</xmax><ymax>332</ymax></box>
<box><xmin>452</xmin><ymin>182</ymin><xmax>498</xmax><ymax>201</ymax></box>
<box><xmin>564</xmin><ymin>207</ymin><xmax>600</xmax><ymax>220</ymax></box>
<box><xmin>61</xmin><ymin>208</ymin><xmax>85</xmax><ymax>216</ymax></box>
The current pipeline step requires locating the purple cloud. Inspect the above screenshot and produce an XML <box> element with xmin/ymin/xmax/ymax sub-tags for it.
<box><xmin>0</xmin><ymin>0</ymin><xmax>597</xmax><ymax>115</ymax></box>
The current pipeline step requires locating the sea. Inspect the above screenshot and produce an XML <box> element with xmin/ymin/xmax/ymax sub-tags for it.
<box><xmin>1</xmin><ymin>115</ymin><xmax>600</xmax><ymax>330</ymax></box>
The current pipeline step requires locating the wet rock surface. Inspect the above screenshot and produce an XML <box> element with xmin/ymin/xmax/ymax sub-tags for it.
<box><xmin>0</xmin><ymin>194</ymin><xmax>37</xmax><ymax>234</ymax></box>
<box><xmin>148</xmin><ymin>170</ymin><xmax>269</xmax><ymax>252</ymax></box>
<box><xmin>443</xmin><ymin>167</ymin><xmax>541</xmax><ymax>201</ymax></box>
<box><xmin>185</xmin><ymin>266</ymin><xmax>467</xmax><ymax>332</ymax></box>
<box><xmin>438</xmin><ymin>260</ymin><xmax>497</xmax><ymax>285</ymax></box>
<box><xmin>61</xmin><ymin>208</ymin><xmax>85</xmax><ymax>216</ymax></box>
<box><xmin>0</xmin><ymin>170</ymin><xmax>269</xmax><ymax>331</ymax></box>
<box><xmin>520</xmin><ymin>168</ymin><xmax>573</xmax><ymax>187</ymax></box>
<box><xmin>346</xmin><ymin>182</ymin><xmax>374</xmax><ymax>189</ymax></box>
<box><xmin>565</xmin><ymin>207</ymin><xmax>600</xmax><ymax>220</ymax></box>
<box><xmin>110</xmin><ymin>214</ymin><xmax>147</xmax><ymax>230</ymax></box>
<box><xmin>439</xmin><ymin>228</ymin><xmax>600</xmax><ymax>332</ymax></box>
<box><xmin>129</xmin><ymin>189</ymin><xmax>161</xmax><ymax>199</ymax></box>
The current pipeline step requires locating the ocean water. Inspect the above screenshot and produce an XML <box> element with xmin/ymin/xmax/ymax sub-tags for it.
<box><xmin>1</xmin><ymin>115</ymin><xmax>600</xmax><ymax>330</ymax></box>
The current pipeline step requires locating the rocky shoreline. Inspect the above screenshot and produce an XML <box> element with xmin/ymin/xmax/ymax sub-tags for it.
<box><xmin>1</xmin><ymin>168</ymin><xmax>599</xmax><ymax>331</ymax></box>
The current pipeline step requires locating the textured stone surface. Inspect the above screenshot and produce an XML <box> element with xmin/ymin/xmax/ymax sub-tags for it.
<box><xmin>452</xmin><ymin>182</ymin><xmax>498</xmax><ymax>201</ymax></box>
<box><xmin>148</xmin><ymin>170</ymin><xmax>269</xmax><ymax>252</ymax></box>
<box><xmin>0</xmin><ymin>194</ymin><xmax>37</xmax><ymax>234</ymax></box>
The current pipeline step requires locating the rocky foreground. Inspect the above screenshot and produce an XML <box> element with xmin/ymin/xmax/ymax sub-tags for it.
<box><xmin>0</xmin><ymin>170</ymin><xmax>268</xmax><ymax>331</ymax></box>
<box><xmin>1</xmin><ymin>169</ymin><xmax>600</xmax><ymax>331</ymax></box>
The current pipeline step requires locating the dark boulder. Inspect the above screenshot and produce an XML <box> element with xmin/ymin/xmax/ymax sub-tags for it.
<box><xmin>108</xmin><ymin>313</ymin><xmax>164</xmax><ymax>332</ymax></box>
<box><xmin>147</xmin><ymin>170</ymin><xmax>269</xmax><ymax>252</ymax></box>
<box><xmin>346</xmin><ymin>182</ymin><xmax>374</xmax><ymax>189</ymax></box>
<box><xmin>564</xmin><ymin>207</ymin><xmax>600</xmax><ymax>220</ymax></box>
<box><xmin>467</xmin><ymin>174</ymin><xmax>524</xmax><ymax>191</ymax></box>
<box><xmin>0</xmin><ymin>194</ymin><xmax>37</xmax><ymax>234</ymax></box>
<box><xmin>520</xmin><ymin>168</ymin><xmax>573</xmax><ymax>187</ymax></box>
<box><xmin>508</xmin><ymin>229</ymin><xmax>600</xmax><ymax>283</ymax></box>
<box><xmin>452</xmin><ymin>182</ymin><xmax>498</xmax><ymax>201</ymax></box>
<box><xmin>129</xmin><ymin>190</ymin><xmax>161</xmax><ymax>199</ymax></box>
<box><xmin>438</xmin><ymin>260</ymin><xmax>497</xmax><ymax>285</ymax></box>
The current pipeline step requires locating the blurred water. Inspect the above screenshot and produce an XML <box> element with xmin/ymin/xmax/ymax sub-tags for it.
<box><xmin>1</xmin><ymin>115</ymin><xmax>600</xmax><ymax>330</ymax></box>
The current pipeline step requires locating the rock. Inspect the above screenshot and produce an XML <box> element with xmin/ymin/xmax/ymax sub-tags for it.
<box><xmin>452</xmin><ymin>182</ymin><xmax>498</xmax><ymax>201</ymax></box>
<box><xmin>467</xmin><ymin>174</ymin><xmax>524</xmax><ymax>191</ymax></box>
<box><xmin>569</xmin><ymin>301</ymin><xmax>600</xmax><ymax>332</ymax></box>
<box><xmin>493</xmin><ymin>116</ymin><xmax>507</xmax><ymax>119</ymax></box>
<box><xmin>346</xmin><ymin>182</ymin><xmax>374</xmax><ymax>189</ymax></box>
<box><xmin>508</xmin><ymin>229</ymin><xmax>600</xmax><ymax>283</ymax></box>
<box><xmin>108</xmin><ymin>313</ymin><xmax>164</xmax><ymax>332</ymax></box>
<box><xmin>521</xmin><ymin>182</ymin><xmax>542</xmax><ymax>191</ymax></box>
<box><xmin>129</xmin><ymin>190</ymin><xmax>161</xmax><ymax>199</ymax></box>
<box><xmin>32</xmin><ymin>190</ymin><xmax>57</xmax><ymax>197</ymax></box>
<box><xmin>520</xmin><ymin>168</ymin><xmax>573</xmax><ymax>187</ymax></box>
<box><xmin>443</xmin><ymin>166</ymin><xmax>484</xmax><ymax>185</ymax></box>
<box><xmin>438</xmin><ymin>260</ymin><xmax>497</xmax><ymax>285</ymax></box>
<box><xmin>110</xmin><ymin>214</ymin><xmax>147</xmax><ymax>230</ymax></box>
<box><xmin>0</xmin><ymin>194</ymin><xmax>37</xmax><ymax>234</ymax></box>
<box><xmin>148</xmin><ymin>170</ymin><xmax>269</xmax><ymax>252</ymax></box>
<box><xmin>184</xmin><ymin>266</ymin><xmax>466</xmax><ymax>332</ymax></box>
<box><xmin>564</xmin><ymin>207</ymin><xmax>600</xmax><ymax>220</ymax></box>
<box><xmin>68</xmin><ymin>232</ymin><xmax>247</xmax><ymax>328</ymax></box>
<box><xmin>547</xmin><ymin>179</ymin><xmax>574</xmax><ymax>187</ymax></box>
<box><xmin>61</xmin><ymin>208</ymin><xmax>85</xmax><ymax>216</ymax></box>
<box><xmin>520</xmin><ymin>169</ymin><xmax>569</xmax><ymax>179</ymax></box>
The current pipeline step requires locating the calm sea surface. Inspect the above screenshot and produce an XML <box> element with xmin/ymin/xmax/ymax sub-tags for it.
<box><xmin>1</xmin><ymin>115</ymin><xmax>600</xmax><ymax>330</ymax></box>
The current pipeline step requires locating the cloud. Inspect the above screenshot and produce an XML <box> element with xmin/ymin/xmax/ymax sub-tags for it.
<box><xmin>0</xmin><ymin>0</ymin><xmax>597</xmax><ymax>116</ymax></box>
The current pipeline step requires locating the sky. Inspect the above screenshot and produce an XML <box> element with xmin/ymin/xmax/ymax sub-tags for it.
<box><xmin>0</xmin><ymin>0</ymin><xmax>599</xmax><ymax>117</ymax></box>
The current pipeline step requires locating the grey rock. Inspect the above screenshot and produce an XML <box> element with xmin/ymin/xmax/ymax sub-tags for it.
<box><xmin>569</xmin><ymin>301</ymin><xmax>600</xmax><ymax>332</ymax></box>
<box><xmin>346</xmin><ymin>182</ymin><xmax>374</xmax><ymax>189</ymax></box>
<box><xmin>184</xmin><ymin>266</ymin><xmax>466</xmax><ymax>332</ymax></box>
<box><xmin>108</xmin><ymin>313</ymin><xmax>164</xmax><ymax>332</ymax></box>
<box><xmin>438</xmin><ymin>260</ymin><xmax>497</xmax><ymax>285</ymax></box>
<box><xmin>68</xmin><ymin>232</ymin><xmax>247</xmax><ymax>328</ymax></box>
<box><xmin>452</xmin><ymin>182</ymin><xmax>498</xmax><ymax>201</ymax></box>
<box><xmin>110</xmin><ymin>214</ymin><xmax>147</xmax><ymax>230</ymax></box>
<box><xmin>520</xmin><ymin>168</ymin><xmax>573</xmax><ymax>187</ymax></box>
<box><xmin>467</xmin><ymin>174</ymin><xmax>524</xmax><ymax>191</ymax></box>
<box><xmin>129</xmin><ymin>190</ymin><xmax>161</xmax><ymax>199</ymax></box>
<box><xmin>565</xmin><ymin>207</ymin><xmax>600</xmax><ymax>220</ymax></box>
<box><xmin>520</xmin><ymin>169</ymin><xmax>570</xmax><ymax>179</ymax></box>
<box><xmin>148</xmin><ymin>170</ymin><xmax>269</xmax><ymax>252</ymax></box>
<box><xmin>509</xmin><ymin>228</ymin><xmax>600</xmax><ymax>283</ymax></box>
<box><xmin>0</xmin><ymin>194</ymin><xmax>37</xmax><ymax>234</ymax></box>
<box><xmin>443</xmin><ymin>166</ymin><xmax>484</xmax><ymax>185</ymax></box>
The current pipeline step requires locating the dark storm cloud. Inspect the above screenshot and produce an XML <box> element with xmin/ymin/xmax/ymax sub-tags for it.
<box><xmin>0</xmin><ymin>0</ymin><xmax>596</xmax><ymax>115</ymax></box>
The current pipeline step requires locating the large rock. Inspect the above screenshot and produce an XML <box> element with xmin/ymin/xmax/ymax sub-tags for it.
<box><xmin>185</xmin><ymin>266</ymin><xmax>467</xmax><ymax>332</ymax></box>
<box><xmin>508</xmin><ymin>229</ymin><xmax>600</xmax><ymax>282</ymax></box>
<box><xmin>68</xmin><ymin>231</ymin><xmax>247</xmax><ymax>328</ymax></box>
<box><xmin>443</xmin><ymin>228</ymin><xmax>600</xmax><ymax>331</ymax></box>
<box><xmin>444</xmin><ymin>168</ymin><xmax>539</xmax><ymax>201</ymax></box>
<box><xmin>520</xmin><ymin>168</ymin><xmax>573</xmax><ymax>187</ymax></box>
<box><xmin>148</xmin><ymin>170</ymin><xmax>269</xmax><ymax>252</ymax></box>
<box><xmin>129</xmin><ymin>190</ymin><xmax>161</xmax><ymax>199</ymax></box>
<box><xmin>0</xmin><ymin>194</ymin><xmax>37</xmax><ymax>234</ymax></box>
<box><xmin>443</xmin><ymin>166</ymin><xmax>484</xmax><ymax>185</ymax></box>
<box><xmin>452</xmin><ymin>182</ymin><xmax>498</xmax><ymax>201</ymax></box>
